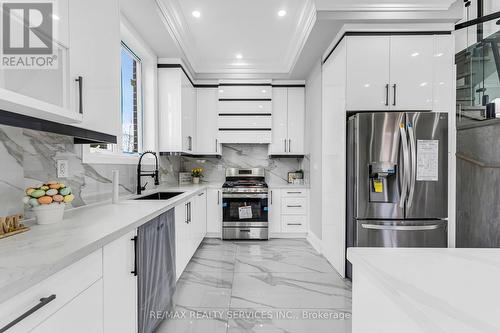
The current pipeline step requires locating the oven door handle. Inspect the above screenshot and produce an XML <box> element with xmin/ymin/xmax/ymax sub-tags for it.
<box><xmin>222</xmin><ymin>193</ymin><xmax>268</xmax><ymax>199</ymax></box>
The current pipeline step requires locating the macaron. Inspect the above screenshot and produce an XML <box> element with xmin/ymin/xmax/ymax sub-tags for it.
<box><xmin>49</xmin><ymin>183</ymin><xmax>61</xmax><ymax>190</ymax></box>
<box><xmin>47</xmin><ymin>181</ymin><xmax>58</xmax><ymax>185</ymax></box>
<box><xmin>38</xmin><ymin>196</ymin><xmax>53</xmax><ymax>205</ymax></box>
<box><xmin>46</xmin><ymin>189</ymin><xmax>58</xmax><ymax>196</ymax></box>
<box><xmin>29</xmin><ymin>198</ymin><xmax>40</xmax><ymax>207</ymax></box>
<box><xmin>40</xmin><ymin>185</ymin><xmax>49</xmax><ymax>191</ymax></box>
<box><xmin>59</xmin><ymin>187</ymin><xmax>72</xmax><ymax>196</ymax></box>
<box><xmin>30</xmin><ymin>189</ymin><xmax>46</xmax><ymax>198</ymax></box>
<box><xmin>26</xmin><ymin>188</ymin><xmax>35</xmax><ymax>196</ymax></box>
<box><xmin>63</xmin><ymin>194</ymin><xmax>74</xmax><ymax>203</ymax></box>
<box><xmin>52</xmin><ymin>194</ymin><xmax>64</xmax><ymax>202</ymax></box>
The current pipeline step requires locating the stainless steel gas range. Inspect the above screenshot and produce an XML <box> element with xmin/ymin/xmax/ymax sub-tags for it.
<box><xmin>222</xmin><ymin>168</ymin><xmax>269</xmax><ymax>240</ymax></box>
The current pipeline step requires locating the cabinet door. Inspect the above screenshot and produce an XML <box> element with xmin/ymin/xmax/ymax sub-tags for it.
<box><xmin>346</xmin><ymin>36</ymin><xmax>391</xmax><ymax>111</ymax></box>
<box><xmin>69</xmin><ymin>0</ymin><xmax>120</xmax><ymax>137</ymax></box>
<box><xmin>194</xmin><ymin>191</ymin><xmax>207</xmax><ymax>248</ymax></box>
<box><xmin>269</xmin><ymin>189</ymin><xmax>281</xmax><ymax>234</ymax></box>
<box><xmin>197</xmin><ymin>88</ymin><xmax>221</xmax><ymax>154</ymax></box>
<box><xmin>181</xmin><ymin>73</ymin><xmax>196</xmax><ymax>152</ymax></box>
<box><xmin>103</xmin><ymin>230</ymin><xmax>137</xmax><ymax>333</ymax></box>
<box><xmin>287</xmin><ymin>87</ymin><xmax>305</xmax><ymax>154</ymax></box>
<box><xmin>31</xmin><ymin>280</ymin><xmax>103</xmax><ymax>333</ymax></box>
<box><xmin>390</xmin><ymin>36</ymin><xmax>434</xmax><ymax>110</ymax></box>
<box><xmin>432</xmin><ymin>35</ymin><xmax>454</xmax><ymax>113</ymax></box>
<box><xmin>175</xmin><ymin>203</ymin><xmax>188</xmax><ymax>280</ymax></box>
<box><xmin>206</xmin><ymin>189</ymin><xmax>222</xmax><ymax>236</ymax></box>
<box><xmin>158</xmin><ymin>68</ymin><xmax>182</xmax><ymax>152</ymax></box>
<box><xmin>269</xmin><ymin>88</ymin><xmax>288</xmax><ymax>154</ymax></box>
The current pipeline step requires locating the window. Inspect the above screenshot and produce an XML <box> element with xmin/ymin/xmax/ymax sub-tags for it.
<box><xmin>121</xmin><ymin>43</ymin><xmax>143</xmax><ymax>154</ymax></box>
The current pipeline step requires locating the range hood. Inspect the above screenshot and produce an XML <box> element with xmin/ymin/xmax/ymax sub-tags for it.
<box><xmin>0</xmin><ymin>109</ymin><xmax>117</xmax><ymax>144</ymax></box>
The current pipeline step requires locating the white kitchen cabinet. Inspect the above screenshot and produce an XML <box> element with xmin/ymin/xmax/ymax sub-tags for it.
<box><xmin>269</xmin><ymin>189</ymin><xmax>282</xmax><ymax>234</ymax></box>
<box><xmin>159</xmin><ymin>68</ymin><xmax>197</xmax><ymax>153</ymax></box>
<box><xmin>193</xmin><ymin>190</ymin><xmax>207</xmax><ymax>247</ymax></box>
<box><xmin>31</xmin><ymin>279</ymin><xmax>103</xmax><ymax>333</ymax></box>
<box><xmin>218</xmin><ymin>85</ymin><xmax>271</xmax><ymax>99</ymax></box>
<box><xmin>346</xmin><ymin>36</ymin><xmax>391</xmax><ymax>111</ymax></box>
<box><xmin>0</xmin><ymin>250</ymin><xmax>102</xmax><ymax>333</ymax></box>
<box><xmin>432</xmin><ymin>35</ymin><xmax>455</xmax><ymax>113</ymax></box>
<box><xmin>282</xmin><ymin>215</ymin><xmax>307</xmax><ymax>233</ymax></box>
<box><xmin>103</xmin><ymin>230</ymin><xmax>137</xmax><ymax>333</ymax></box>
<box><xmin>390</xmin><ymin>36</ymin><xmax>434</xmax><ymax>110</ymax></box>
<box><xmin>197</xmin><ymin>88</ymin><xmax>221</xmax><ymax>155</ymax></box>
<box><xmin>206</xmin><ymin>188</ymin><xmax>222</xmax><ymax>237</ymax></box>
<box><xmin>268</xmin><ymin>87</ymin><xmax>305</xmax><ymax>155</ymax></box>
<box><xmin>345</xmin><ymin>34</ymin><xmax>453</xmax><ymax>112</ymax></box>
<box><xmin>68</xmin><ymin>0</ymin><xmax>121</xmax><ymax>137</ymax></box>
<box><xmin>175</xmin><ymin>200</ymin><xmax>190</xmax><ymax>280</ymax></box>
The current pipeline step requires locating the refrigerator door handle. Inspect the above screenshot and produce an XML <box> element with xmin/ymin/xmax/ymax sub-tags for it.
<box><xmin>407</xmin><ymin>123</ymin><xmax>417</xmax><ymax>208</ymax></box>
<box><xmin>399</xmin><ymin>123</ymin><xmax>410</xmax><ymax>208</ymax></box>
<box><xmin>361</xmin><ymin>224</ymin><xmax>441</xmax><ymax>231</ymax></box>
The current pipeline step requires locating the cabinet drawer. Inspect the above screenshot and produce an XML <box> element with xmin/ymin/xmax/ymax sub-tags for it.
<box><xmin>218</xmin><ymin>130</ymin><xmax>271</xmax><ymax>144</ymax></box>
<box><xmin>282</xmin><ymin>215</ymin><xmax>307</xmax><ymax>233</ymax></box>
<box><xmin>281</xmin><ymin>189</ymin><xmax>307</xmax><ymax>197</ymax></box>
<box><xmin>218</xmin><ymin>115</ymin><xmax>272</xmax><ymax>129</ymax></box>
<box><xmin>219</xmin><ymin>85</ymin><xmax>272</xmax><ymax>99</ymax></box>
<box><xmin>218</xmin><ymin>100</ymin><xmax>272</xmax><ymax>114</ymax></box>
<box><xmin>0</xmin><ymin>250</ymin><xmax>102</xmax><ymax>333</ymax></box>
<box><xmin>281</xmin><ymin>197</ymin><xmax>307</xmax><ymax>215</ymax></box>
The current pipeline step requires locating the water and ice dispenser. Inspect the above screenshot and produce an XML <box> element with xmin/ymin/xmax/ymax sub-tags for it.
<box><xmin>368</xmin><ymin>162</ymin><xmax>397</xmax><ymax>203</ymax></box>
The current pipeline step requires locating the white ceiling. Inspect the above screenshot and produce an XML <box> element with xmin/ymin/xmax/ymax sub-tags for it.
<box><xmin>119</xmin><ymin>0</ymin><xmax>463</xmax><ymax>80</ymax></box>
<box><xmin>156</xmin><ymin>0</ymin><xmax>316</xmax><ymax>75</ymax></box>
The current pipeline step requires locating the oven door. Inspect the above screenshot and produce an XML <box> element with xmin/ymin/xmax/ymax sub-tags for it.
<box><xmin>222</xmin><ymin>193</ymin><xmax>268</xmax><ymax>225</ymax></box>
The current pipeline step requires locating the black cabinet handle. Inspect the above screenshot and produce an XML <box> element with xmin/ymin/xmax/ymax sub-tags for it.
<box><xmin>385</xmin><ymin>84</ymin><xmax>389</xmax><ymax>106</ymax></box>
<box><xmin>75</xmin><ymin>76</ymin><xmax>83</xmax><ymax>114</ymax></box>
<box><xmin>131</xmin><ymin>236</ymin><xmax>138</xmax><ymax>276</ymax></box>
<box><xmin>270</xmin><ymin>190</ymin><xmax>272</xmax><ymax>204</ymax></box>
<box><xmin>286</xmin><ymin>191</ymin><xmax>302</xmax><ymax>194</ymax></box>
<box><xmin>0</xmin><ymin>294</ymin><xmax>56</xmax><ymax>333</ymax></box>
<box><xmin>287</xmin><ymin>223</ymin><xmax>302</xmax><ymax>226</ymax></box>
<box><xmin>392</xmin><ymin>84</ymin><xmax>397</xmax><ymax>106</ymax></box>
<box><xmin>287</xmin><ymin>205</ymin><xmax>303</xmax><ymax>208</ymax></box>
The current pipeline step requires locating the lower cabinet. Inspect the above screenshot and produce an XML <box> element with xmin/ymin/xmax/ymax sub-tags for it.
<box><xmin>269</xmin><ymin>188</ymin><xmax>309</xmax><ymax>236</ymax></box>
<box><xmin>31</xmin><ymin>280</ymin><xmax>103</xmax><ymax>333</ymax></box>
<box><xmin>206</xmin><ymin>188</ymin><xmax>222</xmax><ymax>236</ymax></box>
<box><xmin>175</xmin><ymin>191</ymin><xmax>208</xmax><ymax>280</ymax></box>
<box><xmin>103</xmin><ymin>230</ymin><xmax>137</xmax><ymax>333</ymax></box>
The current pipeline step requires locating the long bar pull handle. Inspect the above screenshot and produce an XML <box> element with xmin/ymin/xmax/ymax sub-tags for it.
<box><xmin>392</xmin><ymin>84</ymin><xmax>397</xmax><ymax>106</ymax></box>
<box><xmin>75</xmin><ymin>76</ymin><xmax>83</xmax><ymax>114</ymax></box>
<box><xmin>270</xmin><ymin>190</ymin><xmax>272</xmax><ymax>204</ymax></box>
<box><xmin>288</xmin><ymin>139</ymin><xmax>291</xmax><ymax>152</ymax></box>
<box><xmin>287</xmin><ymin>205</ymin><xmax>303</xmax><ymax>208</ymax></box>
<box><xmin>284</xmin><ymin>139</ymin><xmax>287</xmax><ymax>152</ymax></box>
<box><xmin>131</xmin><ymin>236</ymin><xmax>138</xmax><ymax>276</ymax></box>
<box><xmin>217</xmin><ymin>190</ymin><xmax>220</xmax><ymax>205</ymax></box>
<box><xmin>385</xmin><ymin>84</ymin><xmax>389</xmax><ymax>106</ymax></box>
<box><xmin>399</xmin><ymin>123</ymin><xmax>410</xmax><ymax>208</ymax></box>
<box><xmin>0</xmin><ymin>294</ymin><xmax>57</xmax><ymax>333</ymax></box>
<box><xmin>361</xmin><ymin>224</ymin><xmax>441</xmax><ymax>231</ymax></box>
<box><xmin>407</xmin><ymin>123</ymin><xmax>417</xmax><ymax>208</ymax></box>
<box><xmin>287</xmin><ymin>223</ymin><xmax>302</xmax><ymax>226</ymax></box>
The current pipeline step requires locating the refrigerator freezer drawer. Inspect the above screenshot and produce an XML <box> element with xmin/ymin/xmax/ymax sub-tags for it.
<box><xmin>355</xmin><ymin>220</ymin><xmax>447</xmax><ymax>247</ymax></box>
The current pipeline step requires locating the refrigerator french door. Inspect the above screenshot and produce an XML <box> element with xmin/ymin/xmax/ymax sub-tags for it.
<box><xmin>346</xmin><ymin>112</ymin><xmax>448</xmax><ymax>278</ymax></box>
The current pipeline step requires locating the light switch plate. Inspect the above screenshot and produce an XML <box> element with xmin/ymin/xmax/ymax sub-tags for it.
<box><xmin>57</xmin><ymin>160</ymin><xmax>69</xmax><ymax>178</ymax></box>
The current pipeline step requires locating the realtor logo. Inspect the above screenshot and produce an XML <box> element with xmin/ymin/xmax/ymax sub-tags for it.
<box><xmin>1</xmin><ymin>1</ymin><xmax>57</xmax><ymax>69</ymax></box>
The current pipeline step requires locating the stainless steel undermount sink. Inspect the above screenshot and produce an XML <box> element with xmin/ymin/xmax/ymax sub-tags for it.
<box><xmin>133</xmin><ymin>192</ymin><xmax>184</xmax><ymax>200</ymax></box>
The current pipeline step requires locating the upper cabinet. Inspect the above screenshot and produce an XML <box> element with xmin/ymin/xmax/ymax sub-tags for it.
<box><xmin>158</xmin><ymin>67</ymin><xmax>197</xmax><ymax>153</ymax></box>
<box><xmin>269</xmin><ymin>87</ymin><xmax>305</xmax><ymax>155</ymax></box>
<box><xmin>196</xmin><ymin>88</ymin><xmax>221</xmax><ymax>155</ymax></box>
<box><xmin>218</xmin><ymin>85</ymin><xmax>273</xmax><ymax>144</ymax></box>
<box><xmin>68</xmin><ymin>0</ymin><xmax>121</xmax><ymax>138</ymax></box>
<box><xmin>0</xmin><ymin>0</ymin><xmax>121</xmax><ymax>139</ymax></box>
<box><xmin>345</xmin><ymin>34</ymin><xmax>454</xmax><ymax>111</ymax></box>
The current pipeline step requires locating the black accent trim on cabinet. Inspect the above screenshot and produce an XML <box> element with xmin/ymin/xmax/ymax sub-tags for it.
<box><xmin>157</xmin><ymin>63</ymin><xmax>197</xmax><ymax>87</ymax></box>
<box><xmin>0</xmin><ymin>295</ymin><xmax>56</xmax><ymax>333</ymax></box>
<box><xmin>271</xmin><ymin>84</ymin><xmax>305</xmax><ymax>88</ymax></box>
<box><xmin>322</xmin><ymin>30</ymin><xmax>453</xmax><ymax>65</ymax></box>
<box><xmin>219</xmin><ymin>83</ymin><xmax>272</xmax><ymax>86</ymax></box>
<box><xmin>219</xmin><ymin>98</ymin><xmax>272</xmax><ymax>102</ymax></box>
<box><xmin>455</xmin><ymin>11</ymin><xmax>500</xmax><ymax>30</ymax></box>
<box><xmin>219</xmin><ymin>128</ymin><xmax>271</xmax><ymax>131</ymax></box>
<box><xmin>269</xmin><ymin>154</ymin><xmax>305</xmax><ymax>158</ymax></box>
<box><xmin>219</xmin><ymin>113</ymin><xmax>272</xmax><ymax>116</ymax></box>
<box><xmin>0</xmin><ymin>109</ymin><xmax>117</xmax><ymax>144</ymax></box>
<box><xmin>195</xmin><ymin>84</ymin><xmax>219</xmax><ymax>88</ymax></box>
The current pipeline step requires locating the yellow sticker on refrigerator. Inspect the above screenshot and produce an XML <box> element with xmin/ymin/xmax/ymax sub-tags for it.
<box><xmin>373</xmin><ymin>179</ymin><xmax>383</xmax><ymax>193</ymax></box>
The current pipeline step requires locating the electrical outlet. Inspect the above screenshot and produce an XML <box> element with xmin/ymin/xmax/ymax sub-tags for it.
<box><xmin>57</xmin><ymin>160</ymin><xmax>69</xmax><ymax>178</ymax></box>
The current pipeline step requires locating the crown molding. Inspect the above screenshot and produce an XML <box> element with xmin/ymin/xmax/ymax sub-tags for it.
<box><xmin>314</xmin><ymin>0</ymin><xmax>457</xmax><ymax>12</ymax></box>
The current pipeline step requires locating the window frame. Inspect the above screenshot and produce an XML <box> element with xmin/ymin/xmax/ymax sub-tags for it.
<box><xmin>82</xmin><ymin>17</ymin><xmax>157</xmax><ymax>165</ymax></box>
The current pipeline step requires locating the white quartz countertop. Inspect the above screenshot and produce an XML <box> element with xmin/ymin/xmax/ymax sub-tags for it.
<box><xmin>347</xmin><ymin>248</ymin><xmax>500</xmax><ymax>333</ymax></box>
<box><xmin>267</xmin><ymin>183</ymin><xmax>309</xmax><ymax>189</ymax></box>
<box><xmin>0</xmin><ymin>185</ymin><xmax>208</xmax><ymax>304</ymax></box>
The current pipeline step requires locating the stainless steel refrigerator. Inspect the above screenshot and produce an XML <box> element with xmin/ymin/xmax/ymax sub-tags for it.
<box><xmin>346</xmin><ymin>112</ymin><xmax>448</xmax><ymax>278</ymax></box>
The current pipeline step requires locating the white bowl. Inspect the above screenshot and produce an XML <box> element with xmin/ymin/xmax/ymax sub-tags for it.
<box><xmin>32</xmin><ymin>203</ymin><xmax>65</xmax><ymax>225</ymax></box>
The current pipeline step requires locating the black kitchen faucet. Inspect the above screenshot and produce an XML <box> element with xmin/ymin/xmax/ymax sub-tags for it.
<box><xmin>137</xmin><ymin>151</ymin><xmax>160</xmax><ymax>195</ymax></box>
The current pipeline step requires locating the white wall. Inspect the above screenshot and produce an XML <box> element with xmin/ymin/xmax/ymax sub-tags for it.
<box><xmin>305</xmin><ymin>61</ymin><xmax>323</xmax><ymax>240</ymax></box>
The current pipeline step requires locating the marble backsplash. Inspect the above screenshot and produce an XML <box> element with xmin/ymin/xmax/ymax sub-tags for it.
<box><xmin>0</xmin><ymin>125</ymin><xmax>306</xmax><ymax>217</ymax></box>
<box><xmin>173</xmin><ymin>144</ymin><xmax>305</xmax><ymax>185</ymax></box>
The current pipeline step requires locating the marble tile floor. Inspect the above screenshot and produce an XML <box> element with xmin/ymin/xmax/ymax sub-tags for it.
<box><xmin>156</xmin><ymin>238</ymin><xmax>352</xmax><ymax>333</ymax></box>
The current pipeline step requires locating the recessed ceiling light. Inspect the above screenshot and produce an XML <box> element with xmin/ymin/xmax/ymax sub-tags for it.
<box><xmin>219</xmin><ymin>89</ymin><xmax>224</xmax><ymax>93</ymax></box>
<box><xmin>261</xmin><ymin>89</ymin><xmax>267</xmax><ymax>93</ymax></box>
<box><xmin>278</xmin><ymin>10</ymin><xmax>287</xmax><ymax>17</ymax></box>
<box><xmin>411</xmin><ymin>52</ymin><xmax>419</xmax><ymax>57</ymax></box>
<box><xmin>235</xmin><ymin>54</ymin><xmax>243</xmax><ymax>59</ymax></box>
<box><xmin>192</xmin><ymin>10</ymin><xmax>201</xmax><ymax>18</ymax></box>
